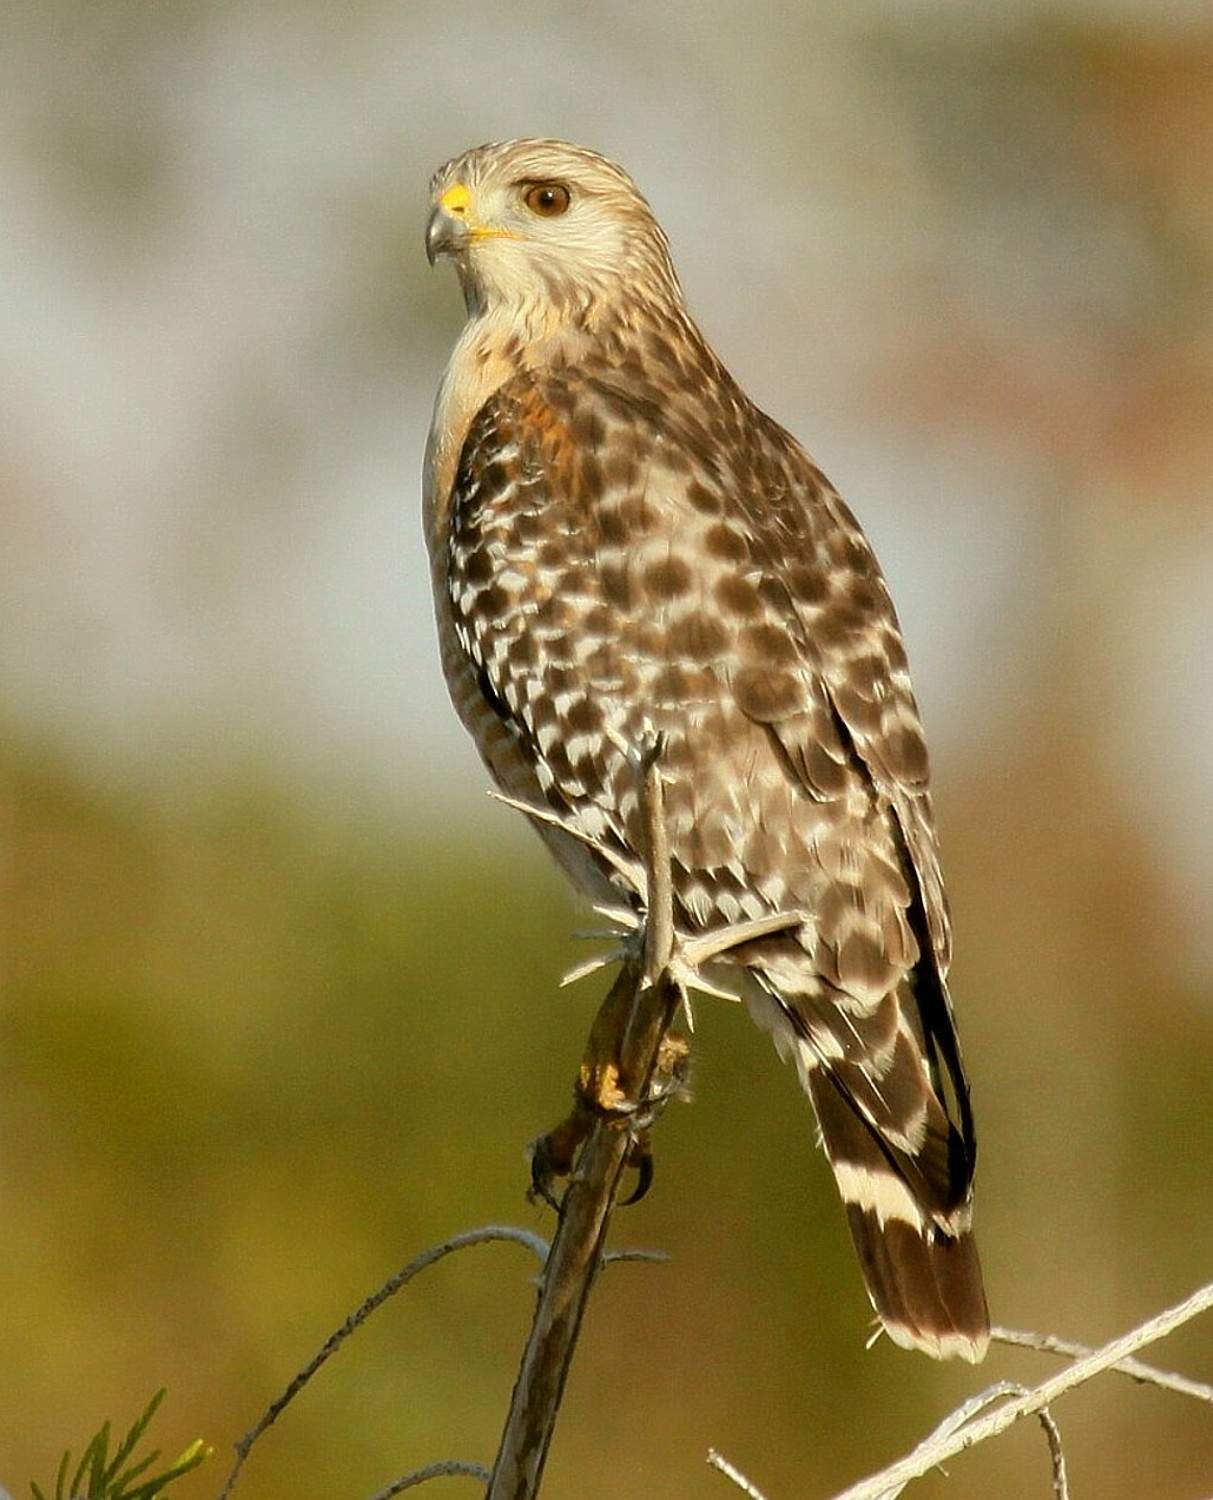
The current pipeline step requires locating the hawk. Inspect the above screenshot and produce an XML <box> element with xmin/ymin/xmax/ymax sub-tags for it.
<box><xmin>422</xmin><ymin>139</ymin><xmax>989</xmax><ymax>1361</ymax></box>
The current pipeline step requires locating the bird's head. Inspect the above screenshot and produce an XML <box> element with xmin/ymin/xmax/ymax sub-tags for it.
<box><xmin>425</xmin><ymin>138</ymin><xmax>681</xmax><ymax>323</ymax></box>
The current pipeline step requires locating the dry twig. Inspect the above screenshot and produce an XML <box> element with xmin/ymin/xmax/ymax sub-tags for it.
<box><xmin>826</xmin><ymin>1279</ymin><xmax>1213</xmax><ymax>1500</ymax></box>
<box><xmin>364</xmin><ymin>1458</ymin><xmax>488</xmax><ymax>1494</ymax></box>
<box><xmin>1035</xmin><ymin>1403</ymin><xmax>1069</xmax><ymax>1500</ymax></box>
<box><xmin>366</xmin><ymin>1459</ymin><xmax>493</xmax><ymax>1497</ymax></box>
<box><xmin>991</xmin><ymin>1324</ymin><xmax>1213</xmax><ymax>1405</ymax></box>
<box><xmin>878</xmin><ymin>1381</ymin><xmax>1068</xmax><ymax>1500</ymax></box>
<box><xmin>708</xmin><ymin>1446</ymin><xmax>770</xmax><ymax>1499</ymax></box>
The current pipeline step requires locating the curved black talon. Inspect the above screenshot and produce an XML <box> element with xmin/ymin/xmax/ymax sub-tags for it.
<box><xmin>530</xmin><ymin>1152</ymin><xmax>563</xmax><ymax>1212</ymax></box>
<box><xmin>527</xmin><ymin>1137</ymin><xmax>567</xmax><ymax>1213</ymax></box>
<box><xmin>621</xmin><ymin>1144</ymin><xmax>654</xmax><ymax>1205</ymax></box>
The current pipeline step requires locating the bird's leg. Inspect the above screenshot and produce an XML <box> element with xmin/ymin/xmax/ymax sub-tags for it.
<box><xmin>528</xmin><ymin>957</ymin><xmax>637</xmax><ymax>1210</ymax></box>
<box><xmin>577</xmin><ymin>953</ymin><xmax>647</xmax><ymax>1114</ymax></box>
<box><xmin>528</xmin><ymin>956</ymin><xmax>690</xmax><ymax>1210</ymax></box>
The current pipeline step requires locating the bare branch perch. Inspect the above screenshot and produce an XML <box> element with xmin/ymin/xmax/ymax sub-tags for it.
<box><xmin>486</xmin><ymin>746</ymin><xmax>684</xmax><ymax>1499</ymax></box>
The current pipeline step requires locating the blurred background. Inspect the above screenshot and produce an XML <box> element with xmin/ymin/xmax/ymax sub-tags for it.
<box><xmin>2</xmin><ymin>0</ymin><xmax>1211</xmax><ymax>1496</ymax></box>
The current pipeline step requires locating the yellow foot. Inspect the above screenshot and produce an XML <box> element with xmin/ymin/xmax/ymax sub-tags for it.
<box><xmin>528</xmin><ymin>963</ymin><xmax>691</xmax><ymax>1212</ymax></box>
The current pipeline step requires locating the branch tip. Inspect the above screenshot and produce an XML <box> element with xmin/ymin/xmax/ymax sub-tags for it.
<box><xmin>365</xmin><ymin>1459</ymin><xmax>491</xmax><ymax>1498</ymax></box>
<box><xmin>707</xmin><ymin>1448</ymin><xmax>769</xmax><ymax>1500</ymax></box>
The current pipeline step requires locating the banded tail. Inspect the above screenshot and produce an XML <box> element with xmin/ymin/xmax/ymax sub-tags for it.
<box><xmin>809</xmin><ymin>1058</ymin><xmax>990</xmax><ymax>1362</ymax></box>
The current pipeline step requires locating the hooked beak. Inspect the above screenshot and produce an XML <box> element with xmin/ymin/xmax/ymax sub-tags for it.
<box><xmin>425</xmin><ymin>202</ymin><xmax>468</xmax><ymax>266</ymax></box>
<box><xmin>426</xmin><ymin>183</ymin><xmax>474</xmax><ymax>266</ymax></box>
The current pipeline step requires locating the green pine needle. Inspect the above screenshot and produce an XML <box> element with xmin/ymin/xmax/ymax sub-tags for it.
<box><xmin>30</xmin><ymin>1392</ymin><xmax>210</xmax><ymax>1500</ymax></box>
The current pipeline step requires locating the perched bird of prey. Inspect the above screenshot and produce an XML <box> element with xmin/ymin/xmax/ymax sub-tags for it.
<box><xmin>423</xmin><ymin>139</ymin><xmax>989</xmax><ymax>1361</ymax></box>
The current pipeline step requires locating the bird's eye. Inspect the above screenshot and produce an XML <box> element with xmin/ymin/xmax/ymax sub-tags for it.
<box><xmin>524</xmin><ymin>182</ymin><xmax>571</xmax><ymax>217</ymax></box>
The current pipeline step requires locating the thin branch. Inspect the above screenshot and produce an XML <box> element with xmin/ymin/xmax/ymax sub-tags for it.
<box><xmin>602</xmin><ymin>1246</ymin><xmax>671</xmax><ymax>1267</ymax></box>
<box><xmin>828</xmin><ymin>1280</ymin><xmax>1213</xmax><ymax>1500</ymax></box>
<box><xmin>216</xmin><ymin>1220</ymin><xmax>664</xmax><ymax>1500</ymax></box>
<box><xmin>217</xmin><ymin>1226</ymin><xmax>548</xmax><ymax>1500</ymax></box>
<box><xmin>486</xmin><ymin>745</ymin><xmax>683</xmax><ymax>1500</ymax></box>
<box><xmin>680</xmin><ymin>909</ymin><xmax>805</xmax><ymax>969</ymax></box>
<box><xmin>707</xmin><ymin>1447</ymin><xmax>770</xmax><ymax>1499</ymax></box>
<box><xmin>909</xmin><ymin>1385</ymin><xmax>1068</xmax><ymax>1500</ymax></box>
<box><xmin>834</xmin><ymin>1382</ymin><xmax>1036</xmax><ymax>1500</ymax></box>
<box><xmin>1036</xmin><ymin>1405</ymin><xmax>1069</xmax><ymax>1500</ymax></box>
<box><xmin>991</xmin><ymin>1324</ymin><xmax>1213</xmax><ymax>1405</ymax></box>
<box><xmin>366</xmin><ymin>1459</ymin><xmax>491</xmax><ymax>1498</ymax></box>
<box><xmin>490</xmin><ymin>791</ymin><xmax>641</xmax><ymax>891</ymax></box>
<box><xmin>486</xmin><ymin>976</ymin><xmax>680</xmax><ymax>1495</ymax></box>
<box><xmin>913</xmin><ymin>1379</ymin><xmax>1029</xmax><ymax>1447</ymax></box>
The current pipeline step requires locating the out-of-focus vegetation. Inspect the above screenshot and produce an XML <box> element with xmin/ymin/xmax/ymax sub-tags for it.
<box><xmin>2</xmin><ymin>1</ymin><xmax>1211</xmax><ymax>1497</ymax></box>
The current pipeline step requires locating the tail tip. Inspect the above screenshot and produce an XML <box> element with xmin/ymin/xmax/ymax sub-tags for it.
<box><xmin>847</xmin><ymin>1206</ymin><xmax>991</xmax><ymax>1363</ymax></box>
<box><xmin>880</xmin><ymin>1316</ymin><xmax>990</xmax><ymax>1363</ymax></box>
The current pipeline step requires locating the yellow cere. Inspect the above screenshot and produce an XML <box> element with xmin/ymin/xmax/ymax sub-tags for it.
<box><xmin>439</xmin><ymin>183</ymin><xmax>472</xmax><ymax>216</ymax></box>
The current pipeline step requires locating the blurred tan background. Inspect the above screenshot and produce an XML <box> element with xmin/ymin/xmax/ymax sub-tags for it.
<box><xmin>2</xmin><ymin>1</ymin><xmax>1211</xmax><ymax>1496</ymax></box>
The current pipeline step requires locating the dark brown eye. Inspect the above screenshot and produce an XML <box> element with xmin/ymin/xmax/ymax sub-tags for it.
<box><xmin>524</xmin><ymin>182</ymin><xmax>571</xmax><ymax>217</ymax></box>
